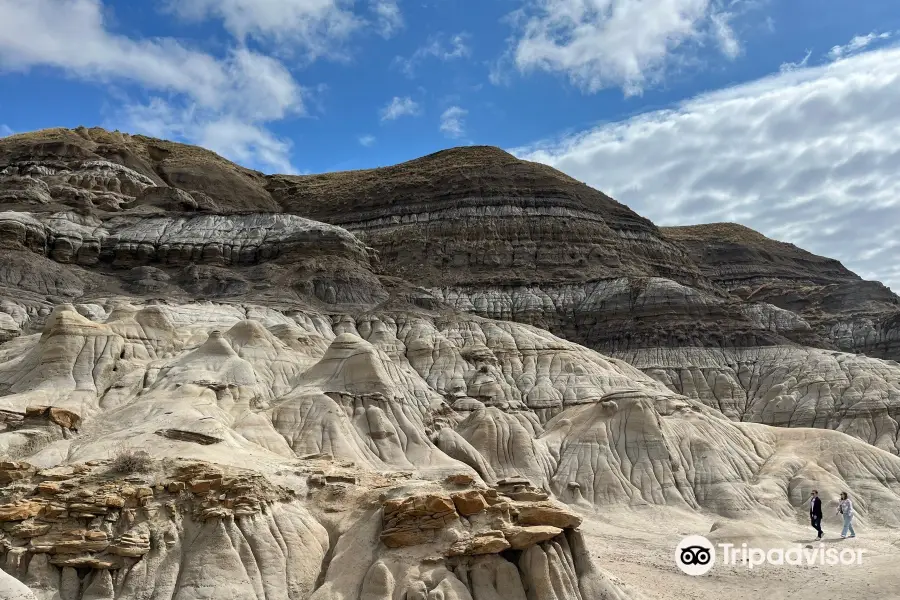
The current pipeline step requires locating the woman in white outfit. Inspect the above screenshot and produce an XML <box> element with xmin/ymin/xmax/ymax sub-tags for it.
<box><xmin>837</xmin><ymin>492</ymin><xmax>856</xmax><ymax>538</ymax></box>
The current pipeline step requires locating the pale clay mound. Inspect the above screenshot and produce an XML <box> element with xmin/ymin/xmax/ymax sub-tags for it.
<box><xmin>2</xmin><ymin>300</ymin><xmax>900</xmax><ymax>599</ymax></box>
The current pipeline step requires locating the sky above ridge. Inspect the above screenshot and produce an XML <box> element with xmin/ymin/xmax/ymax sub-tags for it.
<box><xmin>0</xmin><ymin>0</ymin><xmax>899</xmax><ymax>290</ymax></box>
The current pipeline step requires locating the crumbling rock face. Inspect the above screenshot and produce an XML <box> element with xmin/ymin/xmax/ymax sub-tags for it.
<box><xmin>428</xmin><ymin>277</ymin><xmax>828</xmax><ymax>353</ymax></box>
<box><xmin>351</xmin><ymin>529</ymin><xmax>631</xmax><ymax>600</ymax></box>
<box><xmin>0</xmin><ymin>209</ymin><xmax>374</xmax><ymax>283</ymax></box>
<box><xmin>617</xmin><ymin>346</ymin><xmax>900</xmax><ymax>454</ymax></box>
<box><xmin>1</xmin><ymin>302</ymin><xmax>900</xmax><ymax>598</ymax></box>
<box><xmin>827</xmin><ymin>311</ymin><xmax>900</xmax><ymax>361</ymax></box>
<box><xmin>378</xmin><ymin>488</ymin><xmax>581</xmax><ymax>553</ymax></box>
<box><xmin>0</xmin><ymin>459</ymin><xmax>328</xmax><ymax>600</ymax></box>
<box><xmin>333</xmin><ymin>487</ymin><xmax>630</xmax><ymax>600</ymax></box>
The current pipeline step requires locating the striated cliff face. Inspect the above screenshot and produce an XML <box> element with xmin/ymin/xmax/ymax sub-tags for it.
<box><xmin>0</xmin><ymin>127</ymin><xmax>276</xmax><ymax>213</ymax></box>
<box><xmin>663</xmin><ymin>223</ymin><xmax>900</xmax><ymax>359</ymax></box>
<box><xmin>268</xmin><ymin>147</ymin><xmax>781</xmax><ymax>354</ymax></box>
<box><xmin>267</xmin><ymin>146</ymin><xmax>708</xmax><ymax>288</ymax></box>
<box><xmin>4</xmin><ymin>127</ymin><xmax>896</xmax><ymax>355</ymax></box>
<box><xmin>2</xmin><ymin>127</ymin><xmax>900</xmax><ymax>599</ymax></box>
<box><xmin>268</xmin><ymin>146</ymin><xmax>900</xmax><ymax>357</ymax></box>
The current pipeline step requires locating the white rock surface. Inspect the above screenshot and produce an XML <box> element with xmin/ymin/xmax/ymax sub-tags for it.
<box><xmin>0</xmin><ymin>211</ymin><xmax>371</xmax><ymax>267</ymax></box>
<box><xmin>618</xmin><ymin>346</ymin><xmax>900</xmax><ymax>454</ymax></box>
<box><xmin>0</xmin><ymin>570</ymin><xmax>37</xmax><ymax>600</ymax></box>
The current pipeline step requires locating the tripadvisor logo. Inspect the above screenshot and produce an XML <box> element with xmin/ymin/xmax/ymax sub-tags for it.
<box><xmin>675</xmin><ymin>535</ymin><xmax>866</xmax><ymax>575</ymax></box>
<box><xmin>675</xmin><ymin>536</ymin><xmax>716</xmax><ymax>575</ymax></box>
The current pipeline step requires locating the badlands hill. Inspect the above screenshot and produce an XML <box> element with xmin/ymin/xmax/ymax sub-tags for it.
<box><xmin>1</xmin><ymin>127</ymin><xmax>899</xmax><ymax>600</ymax></box>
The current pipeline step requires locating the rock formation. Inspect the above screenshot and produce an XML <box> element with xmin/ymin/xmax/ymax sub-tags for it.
<box><xmin>1</xmin><ymin>127</ymin><xmax>899</xmax><ymax>599</ymax></box>
<box><xmin>664</xmin><ymin>223</ymin><xmax>900</xmax><ymax>359</ymax></box>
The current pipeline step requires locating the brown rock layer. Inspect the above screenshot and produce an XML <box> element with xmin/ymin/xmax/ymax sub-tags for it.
<box><xmin>664</xmin><ymin>223</ymin><xmax>900</xmax><ymax>358</ymax></box>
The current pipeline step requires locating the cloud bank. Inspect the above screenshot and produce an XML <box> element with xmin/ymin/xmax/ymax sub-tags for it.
<box><xmin>0</xmin><ymin>0</ymin><xmax>399</xmax><ymax>172</ymax></box>
<box><xmin>504</xmin><ymin>0</ymin><xmax>748</xmax><ymax>95</ymax></box>
<box><xmin>516</xmin><ymin>44</ymin><xmax>900</xmax><ymax>290</ymax></box>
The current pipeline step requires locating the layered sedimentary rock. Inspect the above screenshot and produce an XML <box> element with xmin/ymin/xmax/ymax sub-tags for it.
<box><xmin>664</xmin><ymin>223</ymin><xmax>900</xmax><ymax>358</ymax></box>
<box><xmin>268</xmin><ymin>147</ymin><xmax>791</xmax><ymax>353</ymax></box>
<box><xmin>267</xmin><ymin>146</ymin><xmax>900</xmax><ymax>356</ymax></box>
<box><xmin>4</xmin><ymin>127</ymin><xmax>896</xmax><ymax>356</ymax></box>
<box><xmin>0</xmin><ymin>210</ymin><xmax>384</xmax><ymax>340</ymax></box>
<box><xmin>267</xmin><ymin>146</ymin><xmax>708</xmax><ymax>288</ymax></box>
<box><xmin>0</xmin><ymin>126</ymin><xmax>277</xmax><ymax>213</ymax></box>
<box><xmin>2</xmin><ymin>127</ymin><xmax>899</xmax><ymax>448</ymax></box>
<box><xmin>428</xmin><ymin>277</ymin><xmax>827</xmax><ymax>352</ymax></box>
<box><xmin>3</xmin><ymin>127</ymin><xmax>900</xmax><ymax>599</ymax></box>
<box><xmin>0</xmin><ymin>301</ymin><xmax>648</xmax><ymax>599</ymax></box>
<box><xmin>0</xmin><ymin>211</ymin><xmax>371</xmax><ymax>269</ymax></box>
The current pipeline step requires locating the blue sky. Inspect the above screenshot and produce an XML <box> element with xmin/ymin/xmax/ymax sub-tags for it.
<box><xmin>1</xmin><ymin>0</ymin><xmax>900</xmax><ymax>289</ymax></box>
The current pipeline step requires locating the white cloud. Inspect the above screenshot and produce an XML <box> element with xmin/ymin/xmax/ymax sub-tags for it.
<box><xmin>358</xmin><ymin>134</ymin><xmax>376</xmax><ymax>146</ymax></box>
<box><xmin>515</xmin><ymin>46</ymin><xmax>900</xmax><ymax>291</ymax></box>
<box><xmin>828</xmin><ymin>31</ymin><xmax>892</xmax><ymax>60</ymax></box>
<box><xmin>395</xmin><ymin>33</ymin><xmax>470</xmax><ymax>76</ymax></box>
<box><xmin>196</xmin><ymin>118</ymin><xmax>296</xmax><ymax>174</ymax></box>
<box><xmin>780</xmin><ymin>49</ymin><xmax>811</xmax><ymax>73</ymax></box>
<box><xmin>371</xmin><ymin>0</ymin><xmax>403</xmax><ymax>38</ymax></box>
<box><xmin>710</xmin><ymin>10</ymin><xmax>740</xmax><ymax>58</ymax></box>
<box><xmin>166</xmin><ymin>0</ymin><xmax>403</xmax><ymax>59</ymax></box>
<box><xmin>380</xmin><ymin>96</ymin><xmax>421</xmax><ymax>121</ymax></box>
<box><xmin>0</xmin><ymin>0</ymin><xmax>304</xmax><ymax>172</ymax></box>
<box><xmin>122</xmin><ymin>100</ymin><xmax>297</xmax><ymax>174</ymax></box>
<box><xmin>488</xmin><ymin>58</ymin><xmax>512</xmax><ymax>87</ymax></box>
<box><xmin>504</xmin><ymin>0</ymin><xmax>749</xmax><ymax>95</ymax></box>
<box><xmin>0</xmin><ymin>0</ymin><xmax>302</xmax><ymax>118</ymax></box>
<box><xmin>439</xmin><ymin>106</ymin><xmax>467</xmax><ymax>138</ymax></box>
<box><xmin>0</xmin><ymin>124</ymin><xmax>12</xmax><ymax>137</ymax></box>
<box><xmin>166</xmin><ymin>0</ymin><xmax>354</xmax><ymax>61</ymax></box>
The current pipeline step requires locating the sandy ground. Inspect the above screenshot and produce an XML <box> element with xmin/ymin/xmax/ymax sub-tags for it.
<box><xmin>580</xmin><ymin>506</ymin><xmax>900</xmax><ymax>600</ymax></box>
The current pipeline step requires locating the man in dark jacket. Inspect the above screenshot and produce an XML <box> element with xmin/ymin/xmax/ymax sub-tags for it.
<box><xmin>809</xmin><ymin>489</ymin><xmax>823</xmax><ymax>539</ymax></box>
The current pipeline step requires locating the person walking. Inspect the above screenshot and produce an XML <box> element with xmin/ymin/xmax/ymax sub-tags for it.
<box><xmin>809</xmin><ymin>489</ymin><xmax>823</xmax><ymax>539</ymax></box>
<box><xmin>838</xmin><ymin>492</ymin><xmax>856</xmax><ymax>539</ymax></box>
